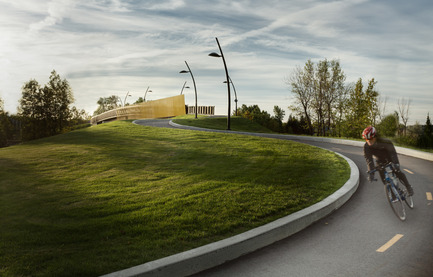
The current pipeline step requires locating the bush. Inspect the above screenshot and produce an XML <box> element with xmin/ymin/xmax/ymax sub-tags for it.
<box><xmin>377</xmin><ymin>113</ymin><xmax>399</xmax><ymax>137</ymax></box>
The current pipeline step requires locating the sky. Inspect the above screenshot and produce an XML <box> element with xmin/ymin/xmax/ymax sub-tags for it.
<box><xmin>1</xmin><ymin>0</ymin><xmax>432</xmax><ymax>124</ymax></box>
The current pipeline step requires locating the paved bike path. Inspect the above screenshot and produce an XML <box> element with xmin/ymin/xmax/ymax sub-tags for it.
<box><xmin>103</xmin><ymin>119</ymin><xmax>432</xmax><ymax>277</ymax></box>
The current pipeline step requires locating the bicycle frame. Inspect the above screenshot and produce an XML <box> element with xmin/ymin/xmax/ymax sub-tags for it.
<box><xmin>369</xmin><ymin>162</ymin><xmax>408</xmax><ymax>221</ymax></box>
<box><xmin>382</xmin><ymin>164</ymin><xmax>406</xmax><ymax>201</ymax></box>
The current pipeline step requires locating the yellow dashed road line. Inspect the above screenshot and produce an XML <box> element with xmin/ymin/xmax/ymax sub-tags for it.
<box><xmin>403</xmin><ymin>169</ymin><xmax>414</xmax><ymax>174</ymax></box>
<box><xmin>427</xmin><ymin>192</ymin><xmax>433</xmax><ymax>201</ymax></box>
<box><xmin>376</xmin><ymin>234</ymin><xmax>404</xmax><ymax>253</ymax></box>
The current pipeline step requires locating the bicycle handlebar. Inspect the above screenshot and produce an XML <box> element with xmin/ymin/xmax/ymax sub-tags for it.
<box><xmin>367</xmin><ymin>162</ymin><xmax>394</xmax><ymax>174</ymax></box>
<box><xmin>366</xmin><ymin>162</ymin><xmax>397</xmax><ymax>182</ymax></box>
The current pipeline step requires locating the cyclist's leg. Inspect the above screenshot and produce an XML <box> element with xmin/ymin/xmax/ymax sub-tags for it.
<box><xmin>379</xmin><ymin>170</ymin><xmax>396</xmax><ymax>200</ymax></box>
<box><xmin>378</xmin><ymin>169</ymin><xmax>386</xmax><ymax>184</ymax></box>
<box><xmin>395</xmin><ymin>170</ymin><xmax>414</xmax><ymax>196</ymax></box>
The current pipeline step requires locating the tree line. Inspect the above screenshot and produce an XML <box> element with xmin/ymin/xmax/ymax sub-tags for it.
<box><xmin>236</xmin><ymin>59</ymin><xmax>432</xmax><ymax>149</ymax></box>
<box><xmin>0</xmin><ymin>70</ymin><xmax>89</xmax><ymax>147</ymax></box>
<box><xmin>93</xmin><ymin>95</ymin><xmax>144</xmax><ymax>116</ymax></box>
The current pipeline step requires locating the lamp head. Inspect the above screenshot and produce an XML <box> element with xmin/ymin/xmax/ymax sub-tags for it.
<box><xmin>208</xmin><ymin>52</ymin><xmax>221</xmax><ymax>58</ymax></box>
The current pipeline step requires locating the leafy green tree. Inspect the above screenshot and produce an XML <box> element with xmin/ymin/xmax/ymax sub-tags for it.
<box><xmin>19</xmin><ymin>70</ymin><xmax>75</xmax><ymax>140</ymax></box>
<box><xmin>93</xmin><ymin>95</ymin><xmax>119</xmax><ymax>115</ymax></box>
<box><xmin>19</xmin><ymin>79</ymin><xmax>43</xmax><ymax>139</ymax></box>
<box><xmin>285</xmin><ymin>114</ymin><xmax>310</xmax><ymax>134</ymax></box>
<box><xmin>239</xmin><ymin>104</ymin><xmax>279</xmax><ymax>131</ymax></box>
<box><xmin>134</xmin><ymin>97</ymin><xmax>145</xmax><ymax>104</ymax></box>
<box><xmin>343</xmin><ymin>78</ymin><xmax>379</xmax><ymax>138</ymax></box>
<box><xmin>45</xmin><ymin>70</ymin><xmax>74</xmax><ymax>134</ymax></box>
<box><xmin>334</xmin><ymin>84</ymin><xmax>351</xmax><ymax>137</ymax></box>
<box><xmin>68</xmin><ymin>107</ymin><xmax>90</xmax><ymax>129</ymax></box>
<box><xmin>239</xmin><ymin>104</ymin><xmax>272</xmax><ymax>125</ymax></box>
<box><xmin>377</xmin><ymin>112</ymin><xmax>399</xmax><ymax>137</ymax></box>
<box><xmin>271</xmin><ymin>105</ymin><xmax>285</xmax><ymax>132</ymax></box>
<box><xmin>273</xmin><ymin>105</ymin><xmax>285</xmax><ymax>122</ymax></box>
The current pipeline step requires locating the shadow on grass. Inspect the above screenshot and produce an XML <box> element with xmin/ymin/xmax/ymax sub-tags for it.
<box><xmin>0</xmin><ymin>121</ymin><xmax>349</xmax><ymax>276</ymax></box>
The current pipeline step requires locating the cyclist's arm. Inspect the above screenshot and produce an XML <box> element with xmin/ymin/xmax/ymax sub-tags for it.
<box><xmin>385</xmin><ymin>141</ymin><xmax>400</xmax><ymax>165</ymax></box>
<box><xmin>364</xmin><ymin>143</ymin><xmax>375</xmax><ymax>172</ymax></box>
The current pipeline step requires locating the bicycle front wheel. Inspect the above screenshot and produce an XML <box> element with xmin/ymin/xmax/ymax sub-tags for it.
<box><xmin>384</xmin><ymin>184</ymin><xmax>406</xmax><ymax>221</ymax></box>
<box><xmin>399</xmin><ymin>179</ymin><xmax>414</xmax><ymax>209</ymax></box>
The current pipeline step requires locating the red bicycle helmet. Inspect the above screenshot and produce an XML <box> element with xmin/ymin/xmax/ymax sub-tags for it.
<box><xmin>362</xmin><ymin>126</ymin><xmax>376</xmax><ymax>140</ymax></box>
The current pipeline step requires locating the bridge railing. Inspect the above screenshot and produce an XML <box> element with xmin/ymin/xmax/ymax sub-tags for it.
<box><xmin>91</xmin><ymin>95</ymin><xmax>187</xmax><ymax>125</ymax></box>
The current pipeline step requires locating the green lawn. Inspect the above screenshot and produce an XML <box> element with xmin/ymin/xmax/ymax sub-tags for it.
<box><xmin>0</xmin><ymin>120</ymin><xmax>349</xmax><ymax>277</ymax></box>
<box><xmin>172</xmin><ymin>115</ymin><xmax>274</xmax><ymax>133</ymax></box>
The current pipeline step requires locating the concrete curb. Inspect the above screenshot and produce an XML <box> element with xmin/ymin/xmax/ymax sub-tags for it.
<box><xmin>103</xmin><ymin>121</ymin><xmax>362</xmax><ymax>277</ymax></box>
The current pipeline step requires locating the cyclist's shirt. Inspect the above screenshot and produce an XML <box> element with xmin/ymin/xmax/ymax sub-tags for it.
<box><xmin>364</xmin><ymin>137</ymin><xmax>400</xmax><ymax>172</ymax></box>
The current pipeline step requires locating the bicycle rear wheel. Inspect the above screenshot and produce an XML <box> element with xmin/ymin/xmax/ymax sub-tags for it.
<box><xmin>399</xmin><ymin>179</ymin><xmax>414</xmax><ymax>209</ymax></box>
<box><xmin>384</xmin><ymin>184</ymin><xmax>406</xmax><ymax>221</ymax></box>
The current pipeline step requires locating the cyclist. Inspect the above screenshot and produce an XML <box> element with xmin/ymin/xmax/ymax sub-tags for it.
<box><xmin>362</xmin><ymin>126</ymin><xmax>414</xmax><ymax>196</ymax></box>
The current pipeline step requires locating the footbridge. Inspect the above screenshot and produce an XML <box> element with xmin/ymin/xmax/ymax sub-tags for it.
<box><xmin>90</xmin><ymin>95</ymin><xmax>215</xmax><ymax>125</ymax></box>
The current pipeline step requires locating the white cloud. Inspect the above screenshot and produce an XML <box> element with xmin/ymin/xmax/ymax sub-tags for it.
<box><xmin>146</xmin><ymin>0</ymin><xmax>186</xmax><ymax>10</ymax></box>
<box><xmin>29</xmin><ymin>0</ymin><xmax>76</xmax><ymax>32</ymax></box>
<box><xmin>0</xmin><ymin>0</ymin><xmax>432</xmax><ymax>124</ymax></box>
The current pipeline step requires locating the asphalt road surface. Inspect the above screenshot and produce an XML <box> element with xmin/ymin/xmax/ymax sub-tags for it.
<box><xmin>134</xmin><ymin>119</ymin><xmax>433</xmax><ymax>277</ymax></box>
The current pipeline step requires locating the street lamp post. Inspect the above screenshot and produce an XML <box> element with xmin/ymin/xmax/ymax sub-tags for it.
<box><xmin>224</xmin><ymin>76</ymin><xmax>238</xmax><ymax>116</ymax></box>
<box><xmin>180</xmin><ymin>81</ymin><xmax>190</xmax><ymax>95</ymax></box>
<box><xmin>144</xmin><ymin>87</ymin><xmax>152</xmax><ymax>102</ymax></box>
<box><xmin>180</xmin><ymin>61</ymin><xmax>198</xmax><ymax>119</ymax></box>
<box><xmin>209</xmin><ymin>37</ymin><xmax>231</xmax><ymax>130</ymax></box>
<box><xmin>121</xmin><ymin>91</ymin><xmax>132</xmax><ymax>107</ymax></box>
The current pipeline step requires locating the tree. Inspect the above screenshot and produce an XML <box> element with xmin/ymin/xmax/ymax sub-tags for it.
<box><xmin>397</xmin><ymin>97</ymin><xmax>411</xmax><ymax>136</ymax></box>
<box><xmin>377</xmin><ymin>112</ymin><xmax>399</xmax><ymax>137</ymax></box>
<box><xmin>273</xmin><ymin>106</ymin><xmax>285</xmax><ymax>123</ymax></box>
<box><xmin>45</xmin><ymin>70</ymin><xmax>74</xmax><ymax>134</ymax></box>
<box><xmin>417</xmin><ymin>113</ymin><xmax>433</xmax><ymax>148</ymax></box>
<box><xmin>69</xmin><ymin>107</ymin><xmax>90</xmax><ymax>128</ymax></box>
<box><xmin>134</xmin><ymin>97</ymin><xmax>145</xmax><ymax>104</ymax></box>
<box><xmin>312</xmin><ymin>59</ymin><xmax>328</xmax><ymax>136</ymax></box>
<box><xmin>334</xmin><ymin>84</ymin><xmax>351</xmax><ymax>137</ymax></box>
<box><xmin>287</xmin><ymin>60</ymin><xmax>316</xmax><ymax>135</ymax></box>
<box><xmin>0</xmin><ymin>97</ymin><xmax>11</xmax><ymax>147</ymax></box>
<box><xmin>19</xmin><ymin>70</ymin><xmax>75</xmax><ymax>140</ymax></box>
<box><xmin>238</xmin><ymin>104</ymin><xmax>281</xmax><ymax>131</ymax></box>
<box><xmin>343</xmin><ymin>78</ymin><xmax>379</xmax><ymax>138</ymax></box>
<box><xmin>19</xmin><ymin>79</ymin><xmax>43</xmax><ymax>139</ymax></box>
<box><xmin>288</xmin><ymin>59</ymin><xmax>347</xmax><ymax>136</ymax></box>
<box><xmin>285</xmin><ymin>114</ymin><xmax>310</xmax><ymax>135</ymax></box>
<box><xmin>326</xmin><ymin>60</ymin><xmax>346</xmax><ymax>136</ymax></box>
<box><xmin>93</xmin><ymin>95</ymin><xmax>119</xmax><ymax>115</ymax></box>
<box><xmin>365</xmin><ymin>78</ymin><xmax>380</xmax><ymax>125</ymax></box>
<box><xmin>272</xmin><ymin>106</ymin><xmax>285</xmax><ymax>132</ymax></box>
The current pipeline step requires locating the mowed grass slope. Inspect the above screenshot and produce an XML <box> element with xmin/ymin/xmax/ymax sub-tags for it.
<box><xmin>172</xmin><ymin>115</ymin><xmax>274</xmax><ymax>132</ymax></box>
<box><xmin>0</xmin><ymin>120</ymin><xmax>349</xmax><ymax>277</ymax></box>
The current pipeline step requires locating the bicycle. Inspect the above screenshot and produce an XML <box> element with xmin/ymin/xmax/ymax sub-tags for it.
<box><xmin>368</xmin><ymin>162</ymin><xmax>414</xmax><ymax>221</ymax></box>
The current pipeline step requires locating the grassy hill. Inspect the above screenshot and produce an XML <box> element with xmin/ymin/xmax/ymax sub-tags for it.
<box><xmin>172</xmin><ymin>115</ymin><xmax>275</xmax><ymax>132</ymax></box>
<box><xmin>0</xmin><ymin>120</ymin><xmax>349</xmax><ymax>276</ymax></box>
